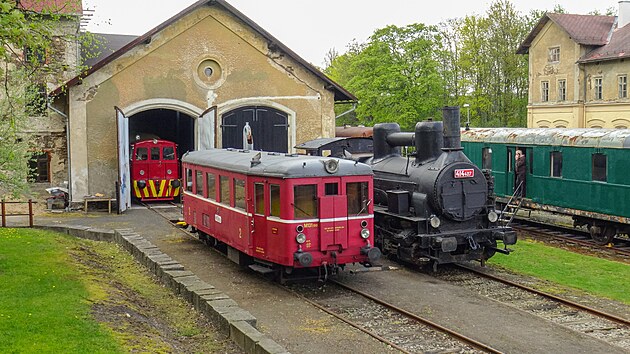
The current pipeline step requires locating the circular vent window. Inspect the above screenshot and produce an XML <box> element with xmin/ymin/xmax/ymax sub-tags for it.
<box><xmin>196</xmin><ymin>59</ymin><xmax>223</xmax><ymax>87</ymax></box>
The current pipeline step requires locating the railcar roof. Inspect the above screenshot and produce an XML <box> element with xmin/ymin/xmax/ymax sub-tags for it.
<box><xmin>182</xmin><ymin>149</ymin><xmax>373</xmax><ymax>178</ymax></box>
<box><xmin>461</xmin><ymin>128</ymin><xmax>630</xmax><ymax>149</ymax></box>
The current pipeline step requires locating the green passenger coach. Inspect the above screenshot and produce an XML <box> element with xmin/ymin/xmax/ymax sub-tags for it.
<box><xmin>460</xmin><ymin>128</ymin><xmax>630</xmax><ymax>245</ymax></box>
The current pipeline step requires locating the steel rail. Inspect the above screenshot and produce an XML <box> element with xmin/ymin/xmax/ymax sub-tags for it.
<box><xmin>455</xmin><ymin>263</ymin><xmax>630</xmax><ymax>327</ymax></box>
<box><xmin>330</xmin><ymin>279</ymin><xmax>503</xmax><ymax>354</ymax></box>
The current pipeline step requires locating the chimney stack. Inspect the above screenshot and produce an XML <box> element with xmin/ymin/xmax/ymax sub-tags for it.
<box><xmin>619</xmin><ymin>1</ymin><xmax>630</xmax><ymax>28</ymax></box>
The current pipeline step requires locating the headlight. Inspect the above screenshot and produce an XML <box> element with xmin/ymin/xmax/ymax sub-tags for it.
<box><xmin>360</xmin><ymin>228</ymin><xmax>370</xmax><ymax>239</ymax></box>
<box><xmin>139</xmin><ymin>170</ymin><xmax>145</xmax><ymax>176</ymax></box>
<box><xmin>488</xmin><ymin>210</ymin><xmax>499</xmax><ymax>223</ymax></box>
<box><xmin>296</xmin><ymin>233</ymin><xmax>306</xmax><ymax>244</ymax></box>
<box><xmin>430</xmin><ymin>215</ymin><xmax>441</xmax><ymax>228</ymax></box>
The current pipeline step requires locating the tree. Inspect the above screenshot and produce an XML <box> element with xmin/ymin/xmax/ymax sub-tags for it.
<box><xmin>326</xmin><ymin>24</ymin><xmax>447</xmax><ymax>130</ymax></box>
<box><xmin>0</xmin><ymin>0</ymin><xmax>90</xmax><ymax>196</ymax></box>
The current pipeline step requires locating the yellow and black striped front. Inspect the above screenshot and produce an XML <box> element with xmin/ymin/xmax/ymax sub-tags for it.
<box><xmin>133</xmin><ymin>179</ymin><xmax>181</xmax><ymax>201</ymax></box>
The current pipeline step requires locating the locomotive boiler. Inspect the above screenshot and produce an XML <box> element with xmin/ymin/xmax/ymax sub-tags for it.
<box><xmin>367</xmin><ymin>107</ymin><xmax>516</xmax><ymax>267</ymax></box>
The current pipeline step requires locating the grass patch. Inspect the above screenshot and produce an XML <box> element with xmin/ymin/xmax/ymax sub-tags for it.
<box><xmin>490</xmin><ymin>238</ymin><xmax>630</xmax><ymax>304</ymax></box>
<box><xmin>0</xmin><ymin>228</ymin><xmax>228</xmax><ymax>353</ymax></box>
<box><xmin>0</xmin><ymin>228</ymin><xmax>121</xmax><ymax>353</ymax></box>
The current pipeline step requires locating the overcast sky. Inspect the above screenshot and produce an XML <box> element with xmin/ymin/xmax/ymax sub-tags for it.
<box><xmin>83</xmin><ymin>0</ymin><xmax>618</xmax><ymax>67</ymax></box>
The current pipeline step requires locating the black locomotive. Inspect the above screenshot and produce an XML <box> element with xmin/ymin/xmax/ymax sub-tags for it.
<box><xmin>363</xmin><ymin>107</ymin><xmax>516</xmax><ymax>267</ymax></box>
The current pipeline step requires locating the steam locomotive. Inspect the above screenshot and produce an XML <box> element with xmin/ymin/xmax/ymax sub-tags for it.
<box><xmin>299</xmin><ymin>107</ymin><xmax>517</xmax><ymax>267</ymax></box>
<box><xmin>366</xmin><ymin>107</ymin><xmax>516</xmax><ymax>267</ymax></box>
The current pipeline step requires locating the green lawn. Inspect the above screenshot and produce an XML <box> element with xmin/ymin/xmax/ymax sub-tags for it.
<box><xmin>0</xmin><ymin>228</ymin><xmax>121</xmax><ymax>353</ymax></box>
<box><xmin>490</xmin><ymin>238</ymin><xmax>630</xmax><ymax>305</ymax></box>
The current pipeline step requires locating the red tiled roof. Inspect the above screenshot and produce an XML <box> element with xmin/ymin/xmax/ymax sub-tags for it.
<box><xmin>18</xmin><ymin>0</ymin><xmax>82</xmax><ymax>15</ymax></box>
<box><xmin>579</xmin><ymin>24</ymin><xmax>630</xmax><ymax>63</ymax></box>
<box><xmin>517</xmin><ymin>13</ymin><xmax>615</xmax><ymax>54</ymax></box>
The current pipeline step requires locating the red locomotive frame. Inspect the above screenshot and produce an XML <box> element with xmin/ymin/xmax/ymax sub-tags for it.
<box><xmin>130</xmin><ymin>139</ymin><xmax>181</xmax><ymax>201</ymax></box>
<box><xmin>181</xmin><ymin>149</ymin><xmax>381</xmax><ymax>275</ymax></box>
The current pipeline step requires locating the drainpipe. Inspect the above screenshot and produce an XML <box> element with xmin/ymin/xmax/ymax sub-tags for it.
<box><xmin>47</xmin><ymin>102</ymin><xmax>72</xmax><ymax>201</ymax></box>
<box><xmin>579</xmin><ymin>62</ymin><xmax>587</xmax><ymax>128</ymax></box>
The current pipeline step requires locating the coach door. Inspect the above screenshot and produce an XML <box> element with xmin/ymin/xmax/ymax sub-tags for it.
<box><xmin>251</xmin><ymin>181</ymin><xmax>268</xmax><ymax>258</ymax></box>
<box><xmin>506</xmin><ymin>147</ymin><xmax>516</xmax><ymax>196</ymax></box>
<box><xmin>318</xmin><ymin>179</ymin><xmax>348</xmax><ymax>251</ymax></box>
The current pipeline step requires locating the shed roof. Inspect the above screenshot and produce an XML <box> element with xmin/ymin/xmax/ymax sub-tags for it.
<box><xmin>52</xmin><ymin>0</ymin><xmax>356</xmax><ymax>102</ymax></box>
<box><xmin>182</xmin><ymin>149</ymin><xmax>373</xmax><ymax>178</ymax></box>
<box><xmin>460</xmin><ymin>128</ymin><xmax>630</xmax><ymax>149</ymax></box>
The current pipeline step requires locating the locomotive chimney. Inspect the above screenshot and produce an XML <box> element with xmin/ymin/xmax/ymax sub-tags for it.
<box><xmin>414</xmin><ymin>120</ymin><xmax>443</xmax><ymax>163</ymax></box>
<box><xmin>373</xmin><ymin>123</ymin><xmax>402</xmax><ymax>160</ymax></box>
<box><xmin>442</xmin><ymin>106</ymin><xmax>462</xmax><ymax>151</ymax></box>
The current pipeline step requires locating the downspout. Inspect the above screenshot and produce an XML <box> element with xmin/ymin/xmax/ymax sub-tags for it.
<box><xmin>579</xmin><ymin>62</ymin><xmax>587</xmax><ymax>128</ymax></box>
<box><xmin>47</xmin><ymin>102</ymin><xmax>71</xmax><ymax>200</ymax></box>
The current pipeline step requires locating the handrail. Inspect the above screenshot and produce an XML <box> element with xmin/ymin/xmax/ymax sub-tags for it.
<box><xmin>1</xmin><ymin>199</ymin><xmax>36</xmax><ymax>227</ymax></box>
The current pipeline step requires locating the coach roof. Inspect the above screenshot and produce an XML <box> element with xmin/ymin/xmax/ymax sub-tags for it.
<box><xmin>182</xmin><ymin>149</ymin><xmax>373</xmax><ymax>178</ymax></box>
<box><xmin>461</xmin><ymin>128</ymin><xmax>630</xmax><ymax>149</ymax></box>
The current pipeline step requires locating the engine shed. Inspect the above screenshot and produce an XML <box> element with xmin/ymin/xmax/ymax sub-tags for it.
<box><xmin>48</xmin><ymin>0</ymin><xmax>355</xmax><ymax>211</ymax></box>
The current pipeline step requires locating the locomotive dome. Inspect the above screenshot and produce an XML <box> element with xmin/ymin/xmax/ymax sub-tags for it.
<box><xmin>182</xmin><ymin>149</ymin><xmax>373</xmax><ymax>178</ymax></box>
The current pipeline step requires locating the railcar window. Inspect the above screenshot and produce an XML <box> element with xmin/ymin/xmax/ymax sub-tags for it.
<box><xmin>592</xmin><ymin>153</ymin><xmax>607</xmax><ymax>182</ymax></box>
<box><xmin>219</xmin><ymin>176</ymin><xmax>230</xmax><ymax>205</ymax></box>
<box><xmin>163</xmin><ymin>146</ymin><xmax>175</xmax><ymax>160</ymax></box>
<box><xmin>135</xmin><ymin>147</ymin><xmax>148</xmax><ymax>161</ymax></box>
<box><xmin>150</xmin><ymin>147</ymin><xmax>160</xmax><ymax>160</ymax></box>
<box><xmin>234</xmin><ymin>178</ymin><xmax>246</xmax><ymax>210</ymax></box>
<box><xmin>270</xmin><ymin>184</ymin><xmax>280</xmax><ymax>217</ymax></box>
<box><xmin>325</xmin><ymin>183</ymin><xmax>338</xmax><ymax>195</ymax></box>
<box><xmin>195</xmin><ymin>171</ymin><xmax>203</xmax><ymax>196</ymax></box>
<box><xmin>482</xmin><ymin>148</ymin><xmax>492</xmax><ymax>170</ymax></box>
<box><xmin>347</xmin><ymin>182</ymin><xmax>369</xmax><ymax>215</ymax></box>
<box><xmin>294</xmin><ymin>185</ymin><xmax>318</xmax><ymax>219</ymax></box>
<box><xmin>185</xmin><ymin>169</ymin><xmax>193</xmax><ymax>192</ymax></box>
<box><xmin>206</xmin><ymin>173</ymin><xmax>216</xmax><ymax>200</ymax></box>
<box><xmin>255</xmin><ymin>183</ymin><xmax>264</xmax><ymax>215</ymax></box>
<box><xmin>550</xmin><ymin>151</ymin><xmax>563</xmax><ymax>177</ymax></box>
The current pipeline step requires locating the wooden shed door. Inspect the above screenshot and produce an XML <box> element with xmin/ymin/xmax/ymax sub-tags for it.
<box><xmin>221</xmin><ymin>106</ymin><xmax>288</xmax><ymax>152</ymax></box>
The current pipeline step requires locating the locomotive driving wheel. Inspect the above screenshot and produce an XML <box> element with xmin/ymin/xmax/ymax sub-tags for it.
<box><xmin>589</xmin><ymin>224</ymin><xmax>616</xmax><ymax>245</ymax></box>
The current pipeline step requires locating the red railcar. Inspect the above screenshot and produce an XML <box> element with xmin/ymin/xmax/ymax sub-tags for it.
<box><xmin>181</xmin><ymin>148</ymin><xmax>381</xmax><ymax>277</ymax></box>
<box><xmin>130</xmin><ymin>139</ymin><xmax>181</xmax><ymax>201</ymax></box>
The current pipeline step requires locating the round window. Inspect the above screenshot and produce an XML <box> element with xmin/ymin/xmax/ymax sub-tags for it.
<box><xmin>196</xmin><ymin>59</ymin><xmax>223</xmax><ymax>87</ymax></box>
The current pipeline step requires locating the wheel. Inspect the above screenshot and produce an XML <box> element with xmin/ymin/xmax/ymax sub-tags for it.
<box><xmin>589</xmin><ymin>225</ymin><xmax>616</xmax><ymax>245</ymax></box>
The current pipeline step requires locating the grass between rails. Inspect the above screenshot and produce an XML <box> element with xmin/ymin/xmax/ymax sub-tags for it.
<box><xmin>489</xmin><ymin>238</ymin><xmax>630</xmax><ymax>305</ymax></box>
<box><xmin>0</xmin><ymin>228</ymin><xmax>230</xmax><ymax>353</ymax></box>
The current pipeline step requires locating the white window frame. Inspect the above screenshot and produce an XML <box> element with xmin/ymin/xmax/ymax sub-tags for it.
<box><xmin>541</xmin><ymin>81</ymin><xmax>549</xmax><ymax>102</ymax></box>
<box><xmin>557</xmin><ymin>79</ymin><xmax>566</xmax><ymax>101</ymax></box>
<box><xmin>548</xmin><ymin>47</ymin><xmax>560</xmax><ymax>63</ymax></box>
<box><xmin>619</xmin><ymin>75</ymin><xmax>627</xmax><ymax>98</ymax></box>
<box><xmin>594</xmin><ymin>77</ymin><xmax>603</xmax><ymax>100</ymax></box>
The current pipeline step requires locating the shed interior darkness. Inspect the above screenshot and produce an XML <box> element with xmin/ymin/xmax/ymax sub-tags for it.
<box><xmin>128</xmin><ymin>109</ymin><xmax>195</xmax><ymax>158</ymax></box>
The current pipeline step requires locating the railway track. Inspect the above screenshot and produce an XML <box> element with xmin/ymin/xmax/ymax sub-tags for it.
<box><xmin>288</xmin><ymin>279</ymin><xmax>501</xmax><ymax>354</ymax></box>
<box><xmin>439</xmin><ymin>264</ymin><xmax>630</xmax><ymax>350</ymax></box>
<box><xmin>511</xmin><ymin>218</ymin><xmax>630</xmax><ymax>259</ymax></box>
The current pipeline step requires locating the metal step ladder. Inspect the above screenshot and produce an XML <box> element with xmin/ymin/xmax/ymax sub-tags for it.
<box><xmin>499</xmin><ymin>181</ymin><xmax>524</xmax><ymax>227</ymax></box>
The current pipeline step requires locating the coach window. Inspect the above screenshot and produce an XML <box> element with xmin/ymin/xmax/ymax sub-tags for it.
<box><xmin>270</xmin><ymin>184</ymin><xmax>281</xmax><ymax>217</ymax></box>
<box><xmin>163</xmin><ymin>146</ymin><xmax>175</xmax><ymax>160</ymax></box>
<box><xmin>135</xmin><ymin>147</ymin><xmax>148</xmax><ymax>160</ymax></box>
<box><xmin>294</xmin><ymin>185</ymin><xmax>318</xmax><ymax>219</ymax></box>
<box><xmin>206</xmin><ymin>173</ymin><xmax>216</xmax><ymax>200</ymax></box>
<box><xmin>185</xmin><ymin>169</ymin><xmax>193</xmax><ymax>192</ymax></box>
<box><xmin>325</xmin><ymin>182</ymin><xmax>338</xmax><ymax>195</ymax></box>
<box><xmin>234</xmin><ymin>178</ymin><xmax>246</xmax><ymax>210</ymax></box>
<box><xmin>550</xmin><ymin>151</ymin><xmax>562</xmax><ymax>178</ymax></box>
<box><xmin>592</xmin><ymin>153</ymin><xmax>607</xmax><ymax>182</ymax></box>
<box><xmin>150</xmin><ymin>147</ymin><xmax>160</xmax><ymax>160</ymax></box>
<box><xmin>254</xmin><ymin>183</ymin><xmax>265</xmax><ymax>215</ymax></box>
<box><xmin>347</xmin><ymin>182</ymin><xmax>369</xmax><ymax>215</ymax></box>
<box><xmin>219</xmin><ymin>176</ymin><xmax>230</xmax><ymax>205</ymax></box>
<box><xmin>482</xmin><ymin>147</ymin><xmax>492</xmax><ymax>170</ymax></box>
<box><xmin>195</xmin><ymin>171</ymin><xmax>203</xmax><ymax>196</ymax></box>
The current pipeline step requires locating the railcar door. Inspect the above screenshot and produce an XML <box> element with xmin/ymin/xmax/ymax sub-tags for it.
<box><xmin>506</xmin><ymin>146</ymin><xmax>516</xmax><ymax>196</ymax></box>
<box><xmin>251</xmin><ymin>181</ymin><xmax>267</xmax><ymax>258</ymax></box>
<box><xmin>318</xmin><ymin>179</ymin><xmax>348</xmax><ymax>251</ymax></box>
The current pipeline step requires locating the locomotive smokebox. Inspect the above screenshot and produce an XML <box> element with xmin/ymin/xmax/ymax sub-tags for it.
<box><xmin>442</xmin><ymin>106</ymin><xmax>463</xmax><ymax>151</ymax></box>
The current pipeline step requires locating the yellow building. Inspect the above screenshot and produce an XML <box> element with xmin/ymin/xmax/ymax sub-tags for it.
<box><xmin>517</xmin><ymin>3</ymin><xmax>630</xmax><ymax>129</ymax></box>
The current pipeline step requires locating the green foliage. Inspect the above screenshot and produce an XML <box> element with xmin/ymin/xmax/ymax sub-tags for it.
<box><xmin>326</xmin><ymin>24</ymin><xmax>446</xmax><ymax>130</ymax></box>
<box><xmin>490</xmin><ymin>239</ymin><xmax>630</xmax><ymax>304</ymax></box>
